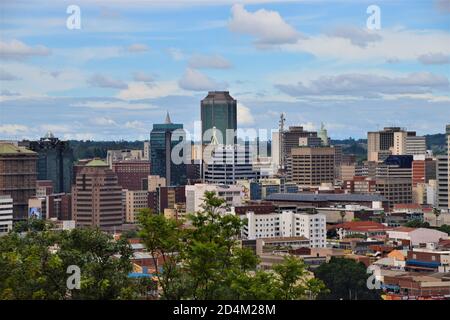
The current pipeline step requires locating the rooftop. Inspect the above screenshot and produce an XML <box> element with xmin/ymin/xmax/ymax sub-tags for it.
<box><xmin>85</xmin><ymin>158</ymin><xmax>108</xmax><ymax>167</ymax></box>
<box><xmin>266</xmin><ymin>193</ymin><xmax>388</xmax><ymax>203</ymax></box>
<box><xmin>0</xmin><ymin>143</ymin><xmax>36</xmax><ymax>155</ymax></box>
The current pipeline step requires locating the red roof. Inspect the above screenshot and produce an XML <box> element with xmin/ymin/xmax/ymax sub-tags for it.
<box><xmin>391</xmin><ymin>227</ymin><xmax>416</xmax><ymax>232</ymax></box>
<box><xmin>334</xmin><ymin>221</ymin><xmax>390</xmax><ymax>232</ymax></box>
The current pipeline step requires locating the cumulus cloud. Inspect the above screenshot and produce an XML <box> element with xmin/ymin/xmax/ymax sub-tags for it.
<box><xmin>0</xmin><ymin>124</ymin><xmax>28</xmax><ymax>135</ymax></box>
<box><xmin>0</xmin><ymin>68</ymin><xmax>20</xmax><ymax>81</ymax></box>
<box><xmin>276</xmin><ymin>72</ymin><xmax>449</xmax><ymax>98</ymax></box>
<box><xmin>326</xmin><ymin>26</ymin><xmax>382</xmax><ymax>48</ymax></box>
<box><xmin>127</xmin><ymin>43</ymin><xmax>150</xmax><ymax>52</ymax></box>
<box><xmin>118</xmin><ymin>81</ymin><xmax>181</xmax><ymax>100</ymax></box>
<box><xmin>237</xmin><ymin>103</ymin><xmax>255</xmax><ymax>125</ymax></box>
<box><xmin>282</xmin><ymin>28</ymin><xmax>450</xmax><ymax>62</ymax></box>
<box><xmin>90</xmin><ymin>117</ymin><xmax>118</xmax><ymax>126</ymax></box>
<box><xmin>87</xmin><ymin>74</ymin><xmax>128</xmax><ymax>89</ymax></box>
<box><xmin>0</xmin><ymin>39</ymin><xmax>51</xmax><ymax>60</ymax></box>
<box><xmin>178</xmin><ymin>68</ymin><xmax>227</xmax><ymax>91</ymax></box>
<box><xmin>188</xmin><ymin>54</ymin><xmax>232</xmax><ymax>69</ymax></box>
<box><xmin>166</xmin><ymin>47</ymin><xmax>186</xmax><ymax>61</ymax></box>
<box><xmin>228</xmin><ymin>4</ymin><xmax>301</xmax><ymax>46</ymax></box>
<box><xmin>1</xmin><ymin>89</ymin><xmax>20</xmax><ymax>96</ymax></box>
<box><xmin>132</xmin><ymin>71</ymin><xmax>154</xmax><ymax>83</ymax></box>
<box><xmin>418</xmin><ymin>52</ymin><xmax>450</xmax><ymax>65</ymax></box>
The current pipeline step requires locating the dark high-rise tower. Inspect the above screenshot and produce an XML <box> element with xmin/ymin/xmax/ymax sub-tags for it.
<box><xmin>150</xmin><ymin>113</ymin><xmax>187</xmax><ymax>186</ymax></box>
<box><xmin>201</xmin><ymin>91</ymin><xmax>237</xmax><ymax>145</ymax></box>
<box><xmin>20</xmin><ymin>132</ymin><xmax>74</xmax><ymax>193</ymax></box>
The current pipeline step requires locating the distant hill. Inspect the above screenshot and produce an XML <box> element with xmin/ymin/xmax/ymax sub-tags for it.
<box><xmin>67</xmin><ymin>133</ymin><xmax>446</xmax><ymax>162</ymax></box>
<box><xmin>69</xmin><ymin>140</ymin><xmax>144</xmax><ymax>161</ymax></box>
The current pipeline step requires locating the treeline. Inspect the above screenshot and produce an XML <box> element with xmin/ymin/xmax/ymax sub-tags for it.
<box><xmin>68</xmin><ymin>140</ymin><xmax>144</xmax><ymax>160</ymax></box>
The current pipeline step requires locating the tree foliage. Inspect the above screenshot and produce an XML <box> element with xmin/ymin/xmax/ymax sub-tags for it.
<box><xmin>314</xmin><ymin>257</ymin><xmax>381</xmax><ymax>300</ymax></box>
<box><xmin>138</xmin><ymin>191</ymin><xmax>328</xmax><ymax>300</ymax></box>
<box><xmin>0</xmin><ymin>225</ymin><xmax>142</xmax><ymax>300</ymax></box>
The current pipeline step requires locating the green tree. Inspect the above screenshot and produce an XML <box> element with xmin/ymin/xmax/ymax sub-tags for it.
<box><xmin>314</xmin><ymin>257</ymin><xmax>381</xmax><ymax>300</ymax></box>
<box><xmin>438</xmin><ymin>224</ymin><xmax>450</xmax><ymax>235</ymax></box>
<box><xmin>0</xmin><ymin>227</ymin><xmax>139</xmax><ymax>300</ymax></box>
<box><xmin>138</xmin><ymin>191</ymin><xmax>328</xmax><ymax>300</ymax></box>
<box><xmin>405</xmin><ymin>219</ymin><xmax>430</xmax><ymax>228</ymax></box>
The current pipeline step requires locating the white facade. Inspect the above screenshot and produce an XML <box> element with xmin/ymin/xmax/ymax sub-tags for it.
<box><xmin>0</xmin><ymin>195</ymin><xmax>13</xmax><ymax>235</ymax></box>
<box><xmin>387</xmin><ymin>228</ymin><xmax>448</xmax><ymax>247</ymax></box>
<box><xmin>204</xmin><ymin>144</ymin><xmax>256</xmax><ymax>185</ymax></box>
<box><xmin>243</xmin><ymin>211</ymin><xmax>327</xmax><ymax>248</ymax></box>
<box><xmin>185</xmin><ymin>183</ymin><xmax>243</xmax><ymax>214</ymax></box>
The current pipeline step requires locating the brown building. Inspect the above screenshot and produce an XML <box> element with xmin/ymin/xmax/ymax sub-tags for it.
<box><xmin>47</xmin><ymin>193</ymin><xmax>72</xmax><ymax>220</ymax></box>
<box><xmin>148</xmin><ymin>186</ymin><xmax>185</xmax><ymax>214</ymax></box>
<box><xmin>112</xmin><ymin>160</ymin><xmax>150</xmax><ymax>191</ymax></box>
<box><xmin>0</xmin><ymin>143</ymin><xmax>38</xmax><ymax>220</ymax></box>
<box><xmin>72</xmin><ymin>159</ymin><xmax>123</xmax><ymax>231</ymax></box>
<box><xmin>287</xmin><ymin>147</ymin><xmax>335</xmax><ymax>187</ymax></box>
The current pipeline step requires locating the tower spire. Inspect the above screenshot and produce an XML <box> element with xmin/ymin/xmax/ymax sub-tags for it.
<box><xmin>165</xmin><ymin>111</ymin><xmax>172</xmax><ymax>124</ymax></box>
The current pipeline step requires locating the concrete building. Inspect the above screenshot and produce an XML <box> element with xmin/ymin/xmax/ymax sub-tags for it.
<box><xmin>447</xmin><ymin>124</ymin><xmax>450</xmax><ymax>210</ymax></box>
<box><xmin>112</xmin><ymin>160</ymin><xmax>150</xmax><ymax>191</ymax></box>
<box><xmin>204</xmin><ymin>144</ymin><xmax>256</xmax><ymax>185</ymax></box>
<box><xmin>143</xmin><ymin>141</ymin><xmax>150</xmax><ymax>161</ymax></box>
<box><xmin>387</xmin><ymin>228</ymin><xmax>448</xmax><ymax>248</ymax></box>
<box><xmin>287</xmin><ymin>146</ymin><xmax>335</xmax><ymax>187</ymax></box>
<box><xmin>0</xmin><ymin>143</ymin><xmax>38</xmax><ymax>221</ymax></box>
<box><xmin>185</xmin><ymin>183</ymin><xmax>243</xmax><ymax>214</ymax></box>
<box><xmin>20</xmin><ymin>132</ymin><xmax>73</xmax><ymax>194</ymax></box>
<box><xmin>125</xmin><ymin>190</ymin><xmax>149</xmax><ymax>223</ymax></box>
<box><xmin>436</xmin><ymin>155</ymin><xmax>448</xmax><ymax>209</ymax></box>
<box><xmin>0</xmin><ymin>195</ymin><xmax>13</xmax><ymax>235</ymax></box>
<box><xmin>242</xmin><ymin>210</ymin><xmax>327</xmax><ymax>248</ymax></box>
<box><xmin>106</xmin><ymin>149</ymin><xmax>143</xmax><ymax>168</ymax></box>
<box><xmin>147</xmin><ymin>175</ymin><xmax>166</xmax><ymax>192</ymax></box>
<box><xmin>368</xmin><ymin>127</ymin><xmax>415</xmax><ymax>162</ymax></box>
<box><xmin>72</xmin><ymin>159</ymin><xmax>123</xmax><ymax>231</ymax></box>
<box><xmin>148</xmin><ymin>186</ymin><xmax>186</xmax><ymax>215</ymax></box>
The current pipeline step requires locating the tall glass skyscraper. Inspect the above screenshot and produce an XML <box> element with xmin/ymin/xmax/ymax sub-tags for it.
<box><xmin>20</xmin><ymin>132</ymin><xmax>74</xmax><ymax>193</ymax></box>
<box><xmin>201</xmin><ymin>91</ymin><xmax>237</xmax><ymax>145</ymax></box>
<box><xmin>150</xmin><ymin>113</ymin><xmax>187</xmax><ymax>186</ymax></box>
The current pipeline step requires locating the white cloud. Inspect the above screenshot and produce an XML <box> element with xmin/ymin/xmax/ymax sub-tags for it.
<box><xmin>0</xmin><ymin>39</ymin><xmax>51</xmax><ymax>60</ymax></box>
<box><xmin>87</xmin><ymin>74</ymin><xmax>128</xmax><ymax>89</ymax></box>
<box><xmin>237</xmin><ymin>103</ymin><xmax>255</xmax><ymax>125</ymax></box>
<box><xmin>178</xmin><ymin>68</ymin><xmax>227</xmax><ymax>91</ymax></box>
<box><xmin>228</xmin><ymin>4</ymin><xmax>301</xmax><ymax>46</ymax></box>
<box><xmin>0</xmin><ymin>68</ymin><xmax>20</xmax><ymax>81</ymax></box>
<box><xmin>132</xmin><ymin>71</ymin><xmax>154</xmax><ymax>83</ymax></box>
<box><xmin>117</xmin><ymin>81</ymin><xmax>181</xmax><ymax>100</ymax></box>
<box><xmin>72</xmin><ymin>99</ymin><xmax>157</xmax><ymax>110</ymax></box>
<box><xmin>282</xmin><ymin>28</ymin><xmax>450</xmax><ymax>62</ymax></box>
<box><xmin>275</xmin><ymin>72</ymin><xmax>449</xmax><ymax>98</ymax></box>
<box><xmin>166</xmin><ymin>47</ymin><xmax>186</xmax><ymax>61</ymax></box>
<box><xmin>127</xmin><ymin>43</ymin><xmax>150</xmax><ymax>52</ymax></box>
<box><xmin>188</xmin><ymin>54</ymin><xmax>232</xmax><ymax>69</ymax></box>
<box><xmin>0</xmin><ymin>124</ymin><xmax>28</xmax><ymax>135</ymax></box>
<box><xmin>418</xmin><ymin>52</ymin><xmax>450</xmax><ymax>65</ymax></box>
<box><xmin>326</xmin><ymin>26</ymin><xmax>382</xmax><ymax>48</ymax></box>
<box><xmin>90</xmin><ymin>117</ymin><xmax>118</xmax><ymax>126</ymax></box>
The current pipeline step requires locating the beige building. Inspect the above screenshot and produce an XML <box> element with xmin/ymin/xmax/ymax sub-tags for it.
<box><xmin>125</xmin><ymin>190</ymin><xmax>148</xmax><ymax>223</ymax></box>
<box><xmin>340</xmin><ymin>164</ymin><xmax>356</xmax><ymax>181</ymax></box>
<box><xmin>72</xmin><ymin>159</ymin><xmax>123</xmax><ymax>231</ymax></box>
<box><xmin>0</xmin><ymin>143</ymin><xmax>38</xmax><ymax>221</ymax></box>
<box><xmin>287</xmin><ymin>147</ymin><xmax>335</xmax><ymax>187</ymax></box>
<box><xmin>147</xmin><ymin>175</ymin><xmax>166</xmax><ymax>192</ymax></box>
<box><xmin>368</xmin><ymin>127</ymin><xmax>421</xmax><ymax>162</ymax></box>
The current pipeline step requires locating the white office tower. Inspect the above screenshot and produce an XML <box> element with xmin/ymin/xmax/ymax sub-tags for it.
<box><xmin>204</xmin><ymin>143</ymin><xmax>256</xmax><ymax>185</ymax></box>
<box><xmin>0</xmin><ymin>195</ymin><xmax>13</xmax><ymax>235</ymax></box>
<box><xmin>243</xmin><ymin>210</ymin><xmax>326</xmax><ymax>248</ymax></box>
<box><xmin>185</xmin><ymin>183</ymin><xmax>243</xmax><ymax>214</ymax></box>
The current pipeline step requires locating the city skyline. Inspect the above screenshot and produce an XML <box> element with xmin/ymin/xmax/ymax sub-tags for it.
<box><xmin>1</xmin><ymin>0</ymin><xmax>450</xmax><ymax>141</ymax></box>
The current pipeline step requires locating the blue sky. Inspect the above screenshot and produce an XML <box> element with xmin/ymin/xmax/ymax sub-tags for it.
<box><xmin>1</xmin><ymin>0</ymin><xmax>449</xmax><ymax>141</ymax></box>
